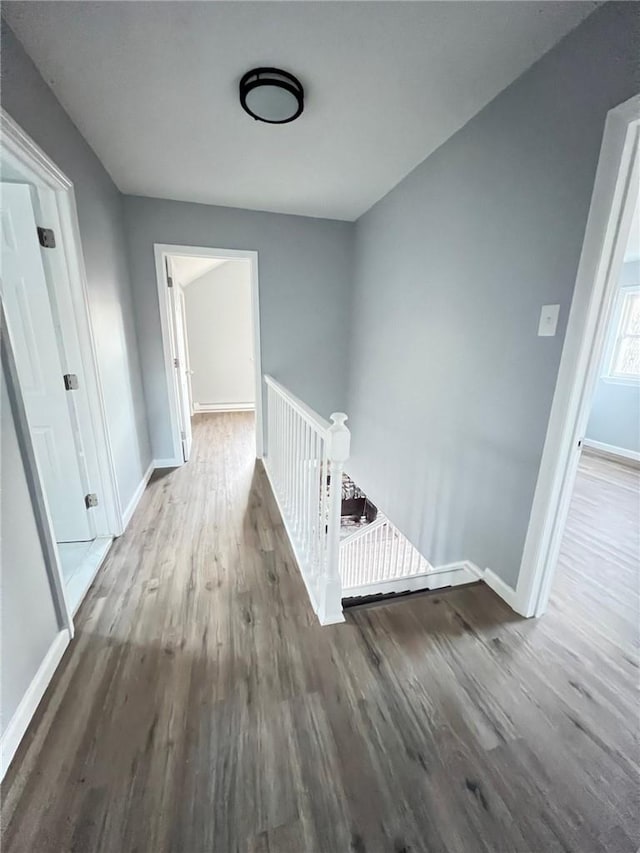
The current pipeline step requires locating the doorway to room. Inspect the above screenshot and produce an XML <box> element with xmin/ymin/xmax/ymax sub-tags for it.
<box><xmin>0</xmin><ymin>113</ymin><xmax>120</xmax><ymax>621</ymax></box>
<box><xmin>551</xmin><ymin>182</ymin><xmax>639</xmax><ymax>633</ymax></box>
<box><xmin>154</xmin><ymin>245</ymin><xmax>262</xmax><ymax>464</ymax></box>
<box><xmin>515</xmin><ymin>95</ymin><xmax>639</xmax><ymax>619</ymax></box>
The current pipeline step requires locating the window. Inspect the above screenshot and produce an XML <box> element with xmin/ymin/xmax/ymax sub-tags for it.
<box><xmin>606</xmin><ymin>286</ymin><xmax>640</xmax><ymax>381</ymax></box>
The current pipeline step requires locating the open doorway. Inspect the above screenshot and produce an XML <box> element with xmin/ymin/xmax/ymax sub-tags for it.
<box><xmin>550</xmin><ymin>182</ymin><xmax>639</xmax><ymax>633</ymax></box>
<box><xmin>0</xmin><ymin>111</ymin><xmax>120</xmax><ymax>619</ymax></box>
<box><xmin>515</xmin><ymin>94</ymin><xmax>639</xmax><ymax>618</ymax></box>
<box><xmin>154</xmin><ymin>245</ymin><xmax>262</xmax><ymax>465</ymax></box>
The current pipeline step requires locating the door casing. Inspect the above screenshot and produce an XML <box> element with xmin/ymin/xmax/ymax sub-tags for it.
<box><xmin>1</xmin><ymin>182</ymin><xmax>93</xmax><ymax>542</ymax></box>
<box><xmin>154</xmin><ymin>244</ymin><xmax>264</xmax><ymax>465</ymax></box>
<box><xmin>514</xmin><ymin>94</ymin><xmax>640</xmax><ymax>618</ymax></box>
<box><xmin>0</xmin><ymin>108</ymin><xmax>123</xmax><ymax>634</ymax></box>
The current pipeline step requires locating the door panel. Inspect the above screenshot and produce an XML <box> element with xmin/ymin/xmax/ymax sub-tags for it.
<box><xmin>167</xmin><ymin>257</ymin><xmax>193</xmax><ymax>462</ymax></box>
<box><xmin>178</xmin><ymin>288</ymin><xmax>194</xmax><ymax>416</ymax></box>
<box><xmin>0</xmin><ymin>183</ymin><xmax>92</xmax><ymax>542</ymax></box>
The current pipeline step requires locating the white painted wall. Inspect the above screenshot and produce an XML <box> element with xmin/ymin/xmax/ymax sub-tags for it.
<box><xmin>183</xmin><ymin>260</ymin><xmax>255</xmax><ymax>410</ymax></box>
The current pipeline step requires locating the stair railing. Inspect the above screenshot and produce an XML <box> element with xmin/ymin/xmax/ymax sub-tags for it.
<box><xmin>263</xmin><ymin>374</ymin><xmax>350</xmax><ymax>624</ymax></box>
<box><xmin>339</xmin><ymin>513</ymin><xmax>433</xmax><ymax>595</ymax></box>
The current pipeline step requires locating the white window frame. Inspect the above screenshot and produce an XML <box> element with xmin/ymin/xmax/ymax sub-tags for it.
<box><xmin>602</xmin><ymin>284</ymin><xmax>640</xmax><ymax>385</ymax></box>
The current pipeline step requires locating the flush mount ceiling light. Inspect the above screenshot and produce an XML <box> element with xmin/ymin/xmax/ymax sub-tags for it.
<box><xmin>239</xmin><ymin>67</ymin><xmax>304</xmax><ymax>124</ymax></box>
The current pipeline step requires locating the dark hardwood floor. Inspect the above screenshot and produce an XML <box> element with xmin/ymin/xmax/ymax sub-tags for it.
<box><xmin>2</xmin><ymin>415</ymin><xmax>638</xmax><ymax>852</ymax></box>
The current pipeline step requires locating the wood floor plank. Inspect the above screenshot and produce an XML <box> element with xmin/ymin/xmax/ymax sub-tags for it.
<box><xmin>1</xmin><ymin>415</ymin><xmax>638</xmax><ymax>852</ymax></box>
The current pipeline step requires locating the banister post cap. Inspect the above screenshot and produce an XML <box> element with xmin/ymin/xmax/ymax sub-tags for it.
<box><xmin>328</xmin><ymin>412</ymin><xmax>350</xmax><ymax>462</ymax></box>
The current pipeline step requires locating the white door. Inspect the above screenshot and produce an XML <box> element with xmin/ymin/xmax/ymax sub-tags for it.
<box><xmin>167</xmin><ymin>257</ymin><xmax>193</xmax><ymax>461</ymax></box>
<box><xmin>178</xmin><ymin>288</ymin><xmax>195</xmax><ymax>416</ymax></box>
<box><xmin>0</xmin><ymin>183</ymin><xmax>92</xmax><ymax>542</ymax></box>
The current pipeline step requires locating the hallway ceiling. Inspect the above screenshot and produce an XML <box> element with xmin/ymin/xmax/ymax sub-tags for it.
<box><xmin>4</xmin><ymin>1</ymin><xmax>601</xmax><ymax>221</ymax></box>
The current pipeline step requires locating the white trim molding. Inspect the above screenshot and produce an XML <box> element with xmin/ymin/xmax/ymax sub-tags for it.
<box><xmin>0</xmin><ymin>629</ymin><xmax>70</xmax><ymax>780</ymax></box>
<box><xmin>153</xmin><ymin>244</ymin><xmax>264</xmax><ymax>464</ymax></box>
<box><xmin>582</xmin><ymin>438</ymin><xmax>640</xmax><ymax>464</ymax></box>
<box><xmin>121</xmin><ymin>460</ymin><xmax>155</xmax><ymax>530</ymax></box>
<box><xmin>193</xmin><ymin>402</ymin><xmax>256</xmax><ymax>413</ymax></box>
<box><xmin>516</xmin><ymin>94</ymin><xmax>640</xmax><ymax>618</ymax></box>
<box><xmin>343</xmin><ymin>561</ymin><xmax>481</xmax><ymax>600</ymax></box>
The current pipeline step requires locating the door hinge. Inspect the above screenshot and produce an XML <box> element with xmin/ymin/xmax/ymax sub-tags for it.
<box><xmin>84</xmin><ymin>493</ymin><xmax>99</xmax><ymax>509</ymax></box>
<box><xmin>181</xmin><ymin>430</ymin><xmax>186</xmax><ymax>441</ymax></box>
<box><xmin>174</xmin><ymin>357</ymin><xmax>179</xmax><ymax>368</ymax></box>
<box><xmin>167</xmin><ymin>275</ymin><xmax>174</xmax><ymax>288</ymax></box>
<box><xmin>37</xmin><ymin>226</ymin><xmax>56</xmax><ymax>248</ymax></box>
<box><xmin>63</xmin><ymin>373</ymin><xmax>79</xmax><ymax>390</ymax></box>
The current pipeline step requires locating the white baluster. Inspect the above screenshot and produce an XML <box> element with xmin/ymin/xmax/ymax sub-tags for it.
<box><xmin>294</xmin><ymin>414</ymin><xmax>303</xmax><ymax>538</ymax></box>
<box><xmin>318</xmin><ymin>413</ymin><xmax>350</xmax><ymax>625</ymax></box>
<box><xmin>302</xmin><ymin>423</ymin><xmax>311</xmax><ymax>560</ymax></box>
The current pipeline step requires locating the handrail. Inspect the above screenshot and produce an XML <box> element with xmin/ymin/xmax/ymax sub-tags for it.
<box><xmin>339</xmin><ymin>513</ymin><xmax>387</xmax><ymax>547</ymax></box>
<box><xmin>263</xmin><ymin>373</ymin><xmax>350</xmax><ymax>625</ymax></box>
<box><xmin>264</xmin><ymin>374</ymin><xmax>331</xmax><ymax>435</ymax></box>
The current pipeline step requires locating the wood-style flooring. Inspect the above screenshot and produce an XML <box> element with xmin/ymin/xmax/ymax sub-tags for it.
<box><xmin>2</xmin><ymin>416</ymin><xmax>639</xmax><ymax>852</ymax></box>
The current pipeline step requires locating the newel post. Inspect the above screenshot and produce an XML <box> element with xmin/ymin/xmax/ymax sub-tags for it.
<box><xmin>318</xmin><ymin>413</ymin><xmax>350</xmax><ymax>625</ymax></box>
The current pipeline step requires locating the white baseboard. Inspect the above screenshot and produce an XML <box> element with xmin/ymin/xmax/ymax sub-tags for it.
<box><xmin>193</xmin><ymin>402</ymin><xmax>255</xmax><ymax>413</ymax></box>
<box><xmin>1</xmin><ymin>629</ymin><xmax>70</xmax><ymax>781</ymax></box>
<box><xmin>121</xmin><ymin>460</ymin><xmax>155</xmax><ymax>531</ymax></box>
<box><xmin>582</xmin><ymin>438</ymin><xmax>640</xmax><ymax>463</ymax></box>
<box><xmin>153</xmin><ymin>457</ymin><xmax>182</xmax><ymax>469</ymax></box>
<box><xmin>343</xmin><ymin>561</ymin><xmax>482</xmax><ymax>600</ymax></box>
<box><xmin>482</xmin><ymin>567</ymin><xmax>522</xmax><ymax>613</ymax></box>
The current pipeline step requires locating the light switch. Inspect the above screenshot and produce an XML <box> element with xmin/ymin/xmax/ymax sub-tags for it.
<box><xmin>538</xmin><ymin>304</ymin><xmax>560</xmax><ymax>337</ymax></box>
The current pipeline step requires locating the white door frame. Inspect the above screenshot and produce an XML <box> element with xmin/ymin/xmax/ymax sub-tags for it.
<box><xmin>0</xmin><ymin>109</ymin><xmax>123</xmax><ymax>623</ymax></box>
<box><xmin>154</xmin><ymin>244</ymin><xmax>264</xmax><ymax>464</ymax></box>
<box><xmin>1</xmin><ymin>302</ymin><xmax>74</xmax><ymax>637</ymax></box>
<box><xmin>515</xmin><ymin>94</ymin><xmax>640</xmax><ymax>618</ymax></box>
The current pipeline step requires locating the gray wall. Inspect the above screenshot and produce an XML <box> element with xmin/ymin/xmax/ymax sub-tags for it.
<box><xmin>1</xmin><ymin>21</ymin><xmax>152</xmax><ymax>508</ymax></box>
<box><xmin>346</xmin><ymin>3</ymin><xmax>640</xmax><ymax>588</ymax></box>
<box><xmin>1</xmin><ymin>357</ymin><xmax>61</xmax><ymax>741</ymax></box>
<box><xmin>586</xmin><ymin>260</ymin><xmax>640</xmax><ymax>454</ymax></box>
<box><xmin>123</xmin><ymin>196</ymin><xmax>353</xmax><ymax>460</ymax></box>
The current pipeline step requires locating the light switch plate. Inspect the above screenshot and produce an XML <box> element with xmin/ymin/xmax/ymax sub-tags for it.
<box><xmin>538</xmin><ymin>304</ymin><xmax>560</xmax><ymax>337</ymax></box>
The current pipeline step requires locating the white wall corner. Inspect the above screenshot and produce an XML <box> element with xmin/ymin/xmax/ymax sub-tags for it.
<box><xmin>0</xmin><ymin>629</ymin><xmax>70</xmax><ymax>781</ymax></box>
<box><xmin>121</xmin><ymin>460</ymin><xmax>155</xmax><ymax>531</ymax></box>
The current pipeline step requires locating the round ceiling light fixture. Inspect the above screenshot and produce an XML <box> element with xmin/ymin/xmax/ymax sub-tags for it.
<box><xmin>239</xmin><ymin>67</ymin><xmax>304</xmax><ymax>124</ymax></box>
